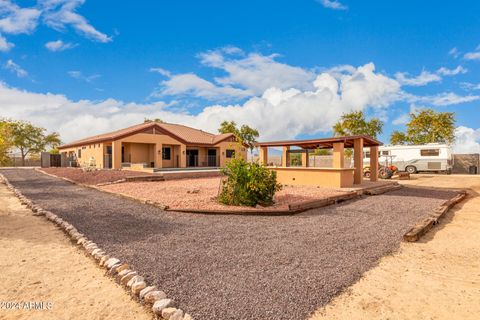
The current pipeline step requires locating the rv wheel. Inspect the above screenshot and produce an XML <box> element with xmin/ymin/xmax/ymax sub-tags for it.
<box><xmin>405</xmin><ymin>165</ymin><xmax>417</xmax><ymax>174</ymax></box>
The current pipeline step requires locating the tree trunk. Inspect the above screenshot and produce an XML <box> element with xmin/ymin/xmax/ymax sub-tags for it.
<box><xmin>21</xmin><ymin>148</ymin><xmax>26</xmax><ymax>166</ymax></box>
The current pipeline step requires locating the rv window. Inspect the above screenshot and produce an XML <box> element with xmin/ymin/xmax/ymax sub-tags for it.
<box><xmin>420</xmin><ymin>149</ymin><xmax>440</xmax><ymax>156</ymax></box>
<box><xmin>162</xmin><ymin>147</ymin><xmax>171</xmax><ymax>160</ymax></box>
<box><xmin>381</xmin><ymin>151</ymin><xmax>389</xmax><ymax>156</ymax></box>
<box><xmin>364</xmin><ymin>151</ymin><xmax>370</xmax><ymax>158</ymax></box>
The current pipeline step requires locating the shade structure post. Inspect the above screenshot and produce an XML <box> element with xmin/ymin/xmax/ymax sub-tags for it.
<box><xmin>259</xmin><ymin>147</ymin><xmax>268</xmax><ymax>165</ymax></box>
<box><xmin>353</xmin><ymin>138</ymin><xmax>364</xmax><ymax>184</ymax></box>
<box><xmin>301</xmin><ymin>150</ymin><xmax>309</xmax><ymax>167</ymax></box>
<box><xmin>282</xmin><ymin>146</ymin><xmax>290</xmax><ymax>167</ymax></box>
<box><xmin>370</xmin><ymin>145</ymin><xmax>379</xmax><ymax>182</ymax></box>
<box><xmin>332</xmin><ymin>142</ymin><xmax>345</xmax><ymax>169</ymax></box>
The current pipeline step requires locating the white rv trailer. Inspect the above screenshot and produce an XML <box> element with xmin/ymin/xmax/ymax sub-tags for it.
<box><xmin>363</xmin><ymin>143</ymin><xmax>453</xmax><ymax>174</ymax></box>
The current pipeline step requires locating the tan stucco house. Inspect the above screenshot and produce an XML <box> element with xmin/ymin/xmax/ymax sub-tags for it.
<box><xmin>58</xmin><ymin>122</ymin><xmax>247</xmax><ymax>170</ymax></box>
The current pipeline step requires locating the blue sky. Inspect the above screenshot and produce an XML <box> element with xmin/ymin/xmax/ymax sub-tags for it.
<box><xmin>1</xmin><ymin>0</ymin><xmax>480</xmax><ymax>151</ymax></box>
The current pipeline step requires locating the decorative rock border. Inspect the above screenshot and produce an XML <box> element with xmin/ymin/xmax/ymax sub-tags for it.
<box><xmin>403</xmin><ymin>190</ymin><xmax>467</xmax><ymax>242</ymax></box>
<box><xmin>0</xmin><ymin>173</ymin><xmax>192</xmax><ymax>320</ymax></box>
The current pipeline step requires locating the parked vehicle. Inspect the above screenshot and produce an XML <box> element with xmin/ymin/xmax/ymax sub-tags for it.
<box><xmin>363</xmin><ymin>144</ymin><xmax>453</xmax><ymax>174</ymax></box>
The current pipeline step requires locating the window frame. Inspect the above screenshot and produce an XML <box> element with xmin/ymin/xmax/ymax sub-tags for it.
<box><xmin>226</xmin><ymin>149</ymin><xmax>235</xmax><ymax>158</ymax></box>
<box><xmin>420</xmin><ymin>149</ymin><xmax>440</xmax><ymax>157</ymax></box>
<box><xmin>162</xmin><ymin>147</ymin><xmax>171</xmax><ymax>160</ymax></box>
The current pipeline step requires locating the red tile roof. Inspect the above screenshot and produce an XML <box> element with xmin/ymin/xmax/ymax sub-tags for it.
<box><xmin>59</xmin><ymin>122</ymin><xmax>235</xmax><ymax>149</ymax></box>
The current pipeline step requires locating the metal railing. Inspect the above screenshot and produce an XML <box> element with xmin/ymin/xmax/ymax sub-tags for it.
<box><xmin>187</xmin><ymin>155</ymin><xmax>219</xmax><ymax>167</ymax></box>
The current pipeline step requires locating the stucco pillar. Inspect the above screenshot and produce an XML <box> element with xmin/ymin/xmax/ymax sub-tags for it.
<box><xmin>353</xmin><ymin>138</ymin><xmax>364</xmax><ymax>184</ymax></box>
<box><xmin>301</xmin><ymin>150</ymin><xmax>309</xmax><ymax>167</ymax></box>
<box><xmin>259</xmin><ymin>147</ymin><xmax>268</xmax><ymax>165</ymax></box>
<box><xmin>112</xmin><ymin>140</ymin><xmax>122</xmax><ymax>170</ymax></box>
<box><xmin>155</xmin><ymin>143</ymin><xmax>163</xmax><ymax>168</ymax></box>
<box><xmin>369</xmin><ymin>145</ymin><xmax>379</xmax><ymax>182</ymax></box>
<box><xmin>180</xmin><ymin>144</ymin><xmax>186</xmax><ymax>168</ymax></box>
<box><xmin>332</xmin><ymin>142</ymin><xmax>345</xmax><ymax>169</ymax></box>
<box><xmin>282</xmin><ymin>146</ymin><xmax>290</xmax><ymax>167</ymax></box>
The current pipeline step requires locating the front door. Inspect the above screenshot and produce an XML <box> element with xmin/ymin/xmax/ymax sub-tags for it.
<box><xmin>186</xmin><ymin>149</ymin><xmax>198</xmax><ymax>167</ymax></box>
<box><xmin>207</xmin><ymin>149</ymin><xmax>217</xmax><ymax>167</ymax></box>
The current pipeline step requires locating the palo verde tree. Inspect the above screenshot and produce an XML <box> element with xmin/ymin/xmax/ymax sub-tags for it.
<box><xmin>390</xmin><ymin>109</ymin><xmax>455</xmax><ymax>145</ymax></box>
<box><xmin>218</xmin><ymin>120</ymin><xmax>259</xmax><ymax>154</ymax></box>
<box><xmin>8</xmin><ymin>120</ymin><xmax>62</xmax><ymax>166</ymax></box>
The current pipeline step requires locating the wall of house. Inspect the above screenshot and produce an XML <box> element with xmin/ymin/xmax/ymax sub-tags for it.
<box><xmin>124</xmin><ymin>143</ymin><xmax>154</xmax><ymax>165</ymax></box>
<box><xmin>162</xmin><ymin>144</ymin><xmax>176</xmax><ymax>168</ymax></box>
<box><xmin>215</xmin><ymin>141</ymin><xmax>248</xmax><ymax>167</ymax></box>
<box><xmin>59</xmin><ymin>142</ymin><xmax>104</xmax><ymax>168</ymax></box>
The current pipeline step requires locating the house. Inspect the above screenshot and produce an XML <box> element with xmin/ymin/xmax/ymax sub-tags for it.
<box><xmin>58</xmin><ymin>121</ymin><xmax>247</xmax><ymax>170</ymax></box>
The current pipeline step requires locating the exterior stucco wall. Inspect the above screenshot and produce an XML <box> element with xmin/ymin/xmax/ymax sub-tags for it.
<box><xmin>58</xmin><ymin>143</ymin><xmax>104</xmax><ymax>168</ymax></box>
<box><xmin>271</xmin><ymin>167</ymin><xmax>354</xmax><ymax>188</ymax></box>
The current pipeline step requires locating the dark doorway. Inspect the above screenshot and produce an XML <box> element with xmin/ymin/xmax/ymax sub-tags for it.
<box><xmin>207</xmin><ymin>149</ymin><xmax>217</xmax><ymax>167</ymax></box>
<box><xmin>186</xmin><ymin>149</ymin><xmax>198</xmax><ymax>167</ymax></box>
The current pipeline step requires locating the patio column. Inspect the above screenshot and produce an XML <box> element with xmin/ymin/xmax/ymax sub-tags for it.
<box><xmin>282</xmin><ymin>146</ymin><xmax>290</xmax><ymax>167</ymax></box>
<box><xmin>179</xmin><ymin>144</ymin><xmax>186</xmax><ymax>168</ymax></box>
<box><xmin>332</xmin><ymin>142</ymin><xmax>345</xmax><ymax>168</ymax></box>
<box><xmin>112</xmin><ymin>140</ymin><xmax>122</xmax><ymax>170</ymax></box>
<box><xmin>259</xmin><ymin>146</ymin><xmax>268</xmax><ymax>165</ymax></box>
<box><xmin>155</xmin><ymin>143</ymin><xmax>163</xmax><ymax>169</ymax></box>
<box><xmin>353</xmin><ymin>138</ymin><xmax>364</xmax><ymax>184</ymax></box>
<box><xmin>370</xmin><ymin>146</ymin><xmax>379</xmax><ymax>182</ymax></box>
<box><xmin>301</xmin><ymin>150</ymin><xmax>309</xmax><ymax>167</ymax></box>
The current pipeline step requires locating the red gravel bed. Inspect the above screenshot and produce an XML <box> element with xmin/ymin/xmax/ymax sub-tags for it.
<box><xmin>40</xmin><ymin>167</ymin><xmax>152</xmax><ymax>185</ymax></box>
<box><xmin>100</xmin><ymin>177</ymin><xmax>349</xmax><ymax>211</ymax></box>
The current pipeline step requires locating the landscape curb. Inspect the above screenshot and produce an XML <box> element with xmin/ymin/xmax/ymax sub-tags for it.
<box><xmin>403</xmin><ymin>190</ymin><xmax>468</xmax><ymax>242</ymax></box>
<box><xmin>36</xmin><ymin>168</ymin><xmax>404</xmax><ymax>216</ymax></box>
<box><xmin>0</xmin><ymin>172</ymin><xmax>193</xmax><ymax>320</ymax></box>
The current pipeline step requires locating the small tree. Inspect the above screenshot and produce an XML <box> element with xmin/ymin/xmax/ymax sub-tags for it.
<box><xmin>333</xmin><ymin>111</ymin><xmax>383</xmax><ymax>139</ymax></box>
<box><xmin>144</xmin><ymin>118</ymin><xmax>164</xmax><ymax>123</ymax></box>
<box><xmin>9</xmin><ymin>120</ymin><xmax>62</xmax><ymax>166</ymax></box>
<box><xmin>0</xmin><ymin>120</ymin><xmax>13</xmax><ymax>166</ymax></box>
<box><xmin>218</xmin><ymin>121</ymin><xmax>259</xmax><ymax>154</ymax></box>
<box><xmin>219</xmin><ymin>158</ymin><xmax>281</xmax><ymax>207</ymax></box>
<box><xmin>390</xmin><ymin>109</ymin><xmax>455</xmax><ymax>145</ymax></box>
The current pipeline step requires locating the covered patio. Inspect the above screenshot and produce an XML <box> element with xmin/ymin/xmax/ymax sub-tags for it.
<box><xmin>257</xmin><ymin>135</ymin><xmax>382</xmax><ymax>188</ymax></box>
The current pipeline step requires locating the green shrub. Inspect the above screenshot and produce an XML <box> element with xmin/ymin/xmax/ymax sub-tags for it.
<box><xmin>218</xmin><ymin>158</ymin><xmax>282</xmax><ymax>207</ymax></box>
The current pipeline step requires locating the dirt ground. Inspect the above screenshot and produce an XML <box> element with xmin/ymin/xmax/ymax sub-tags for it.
<box><xmin>40</xmin><ymin>167</ymin><xmax>151</xmax><ymax>185</ymax></box>
<box><xmin>0</xmin><ymin>183</ymin><xmax>152</xmax><ymax>320</ymax></box>
<box><xmin>310</xmin><ymin>174</ymin><xmax>480</xmax><ymax>320</ymax></box>
<box><xmin>100</xmin><ymin>176</ymin><xmax>348</xmax><ymax>211</ymax></box>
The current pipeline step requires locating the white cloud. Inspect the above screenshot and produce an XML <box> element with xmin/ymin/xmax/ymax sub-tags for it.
<box><xmin>436</xmin><ymin>65</ymin><xmax>467</xmax><ymax>76</ymax></box>
<box><xmin>68</xmin><ymin>70</ymin><xmax>100</xmax><ymax>83</ymax></box>
<box><xmin>149</xmin><ymin>67</ymin><xmax>172</xmax><ymax>77</ymax></box>
<box><xmin>454</xmin><ymin>126</ymin><xmax>480</xmax><ymax>153</ymax></box>
<box><xmin>392</xmin><ymin>113</ymin><xmax>410</xmax><ymax>125</ymax></box>
<box><xmin>45</xmin><ymin>39</ymin><xmax>77</xmax><ymax>51</ymax></box>
<box><xmin>0</xmin><ymin>1</ymin><xmax>41</xmax><ymax>34</ymax></box>
<box><xmin>395</xmin><ymin>70</ymin><xmax>442</xmax><ymax>86</ymax></box>
<box><xmin>316</xmin><ymin>0</ymin><xmax>348</xmax><ymax>10</ymax></box>
<box><xmin>198</xmin><ymin>49</ymin><xmax>316</xmax><ymax>95</ymax></box>
<box><xmin>0</xmin><ymin>33</ymin><xmax>13</xmax><ymax>51</ymax></box>
<box><xmin>153</xmin><ymin>72</ymin><xmax>251</xmax><ymax>101</ymax></box>
<box><xmin>464</xmin><ymin>45</ymin><xmax>480</xmax><ymax>60</ymax></box>
<box><xmin>4</xmin><ymin>59</ymin><xmax>27</xmax><ymax>77</ymax></box>
<box><xmin>449</xmin><ymin>47</ymin><xmax>460</xmax><ymax>59</ymax></box>
<box><xmin>461</xmin><ymin>82</ymin><xmax>480</xmax><ymax>91</ymax></box>
<box><xmin>406</xmin><ymin>92</ymin><xmax>480</xmax><ymax>106</ymax></box>
<box><xmin>40</xmin><ymin>0</ymin><xmax>111</xmax><ymax>43</ymax></box>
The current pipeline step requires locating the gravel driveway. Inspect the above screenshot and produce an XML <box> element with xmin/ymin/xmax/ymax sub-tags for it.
<box><xmin>0</xmin><ymin>169</ymin><xmax>458</xmax><ymax>320</ymax></box>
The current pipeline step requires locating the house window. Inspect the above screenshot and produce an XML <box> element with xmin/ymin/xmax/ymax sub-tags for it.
<box><xmin>162</xmin><ymin>147</ymin><xmax>171</xmax><ymax>160</ymax></box>
<box><xmin>420</xmin><ymin>149</ymin><xmax>440</xmax><ymax>156</ymax></box>
<box><xmin>77</xmin><ymin>149</ymin><xmax>82</xmax><ymax>158</ymax></box>
<box><xmin>226</xmin><ymin>149</ymin><xmax>235</xmax><ymax>158</ymax></box>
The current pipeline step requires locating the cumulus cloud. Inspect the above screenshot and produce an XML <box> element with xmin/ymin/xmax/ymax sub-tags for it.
<box><xmin>0</xmin><ymin>63</ymin><xmax>402</xmax><ymax>143</ymax></box>
<box><xmin>0</xmin><ymin>33</ymin><xmax>13</xmax><ymax>51</ymax></box>
<box><xmin>45</xmin><ymin>39</ymin><xmax>77</xmax><ymax>51</ymax></box>
<box><xmin>316</xmin><ymin>0</ymin><xmax>348</xmax><ymax>10</ymax></box>
<box><xmin>4</xmin><ymin>59</ymin><xmax>27</xmax><ymax>77</ymax></box>
<box><xmin>395</xmin><ymin>70</ymin><xmax>442</xmax><ymax>86</ymax></box>
<box><xmin>454</xmin><ymin>126</ymin><xmax>480</xmax><ymax>153</ymax></box>
<box><xmin>0</xmin><ymin>1</ymin><xmax>41</xmax><ymax>34</ymax></box>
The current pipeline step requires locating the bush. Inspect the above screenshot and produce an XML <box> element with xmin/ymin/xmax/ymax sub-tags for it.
<box><xmin>218</xmin><ymin>158</ymin><xmax>282</xmax><ymax>207</ymax></box>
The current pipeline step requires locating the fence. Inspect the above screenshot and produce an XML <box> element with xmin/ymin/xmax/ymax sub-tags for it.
<box><xmin>0</xmin><ymin>152</ymin><xmax>41</xmax><ymax>167</ymax></box>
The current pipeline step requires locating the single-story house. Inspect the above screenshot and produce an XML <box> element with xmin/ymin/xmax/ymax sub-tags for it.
<box><xmin>58</xmin><ymin>121</ymin><xmax>247</xmax><ymax>170</ymax></box>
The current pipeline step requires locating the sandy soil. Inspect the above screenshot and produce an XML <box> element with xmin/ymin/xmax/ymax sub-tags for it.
<box><xmin>40</xmin><ymin>167</ymin><xmax>151</xmax><ymax>185</ymax></box>
<box><xmin>0</xmin><ymin>183</ymin><xmax>152</xmax><ymax>320</ymax></box>
<box><xmin>100</xmin><ymin>177</ymin><xmax>348</xmax><ymax>211</ymax></box>
<box><xmin>310</xmin><ymin>174</ymin><xmax>480</xmax><ymax>320</ymax></box>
